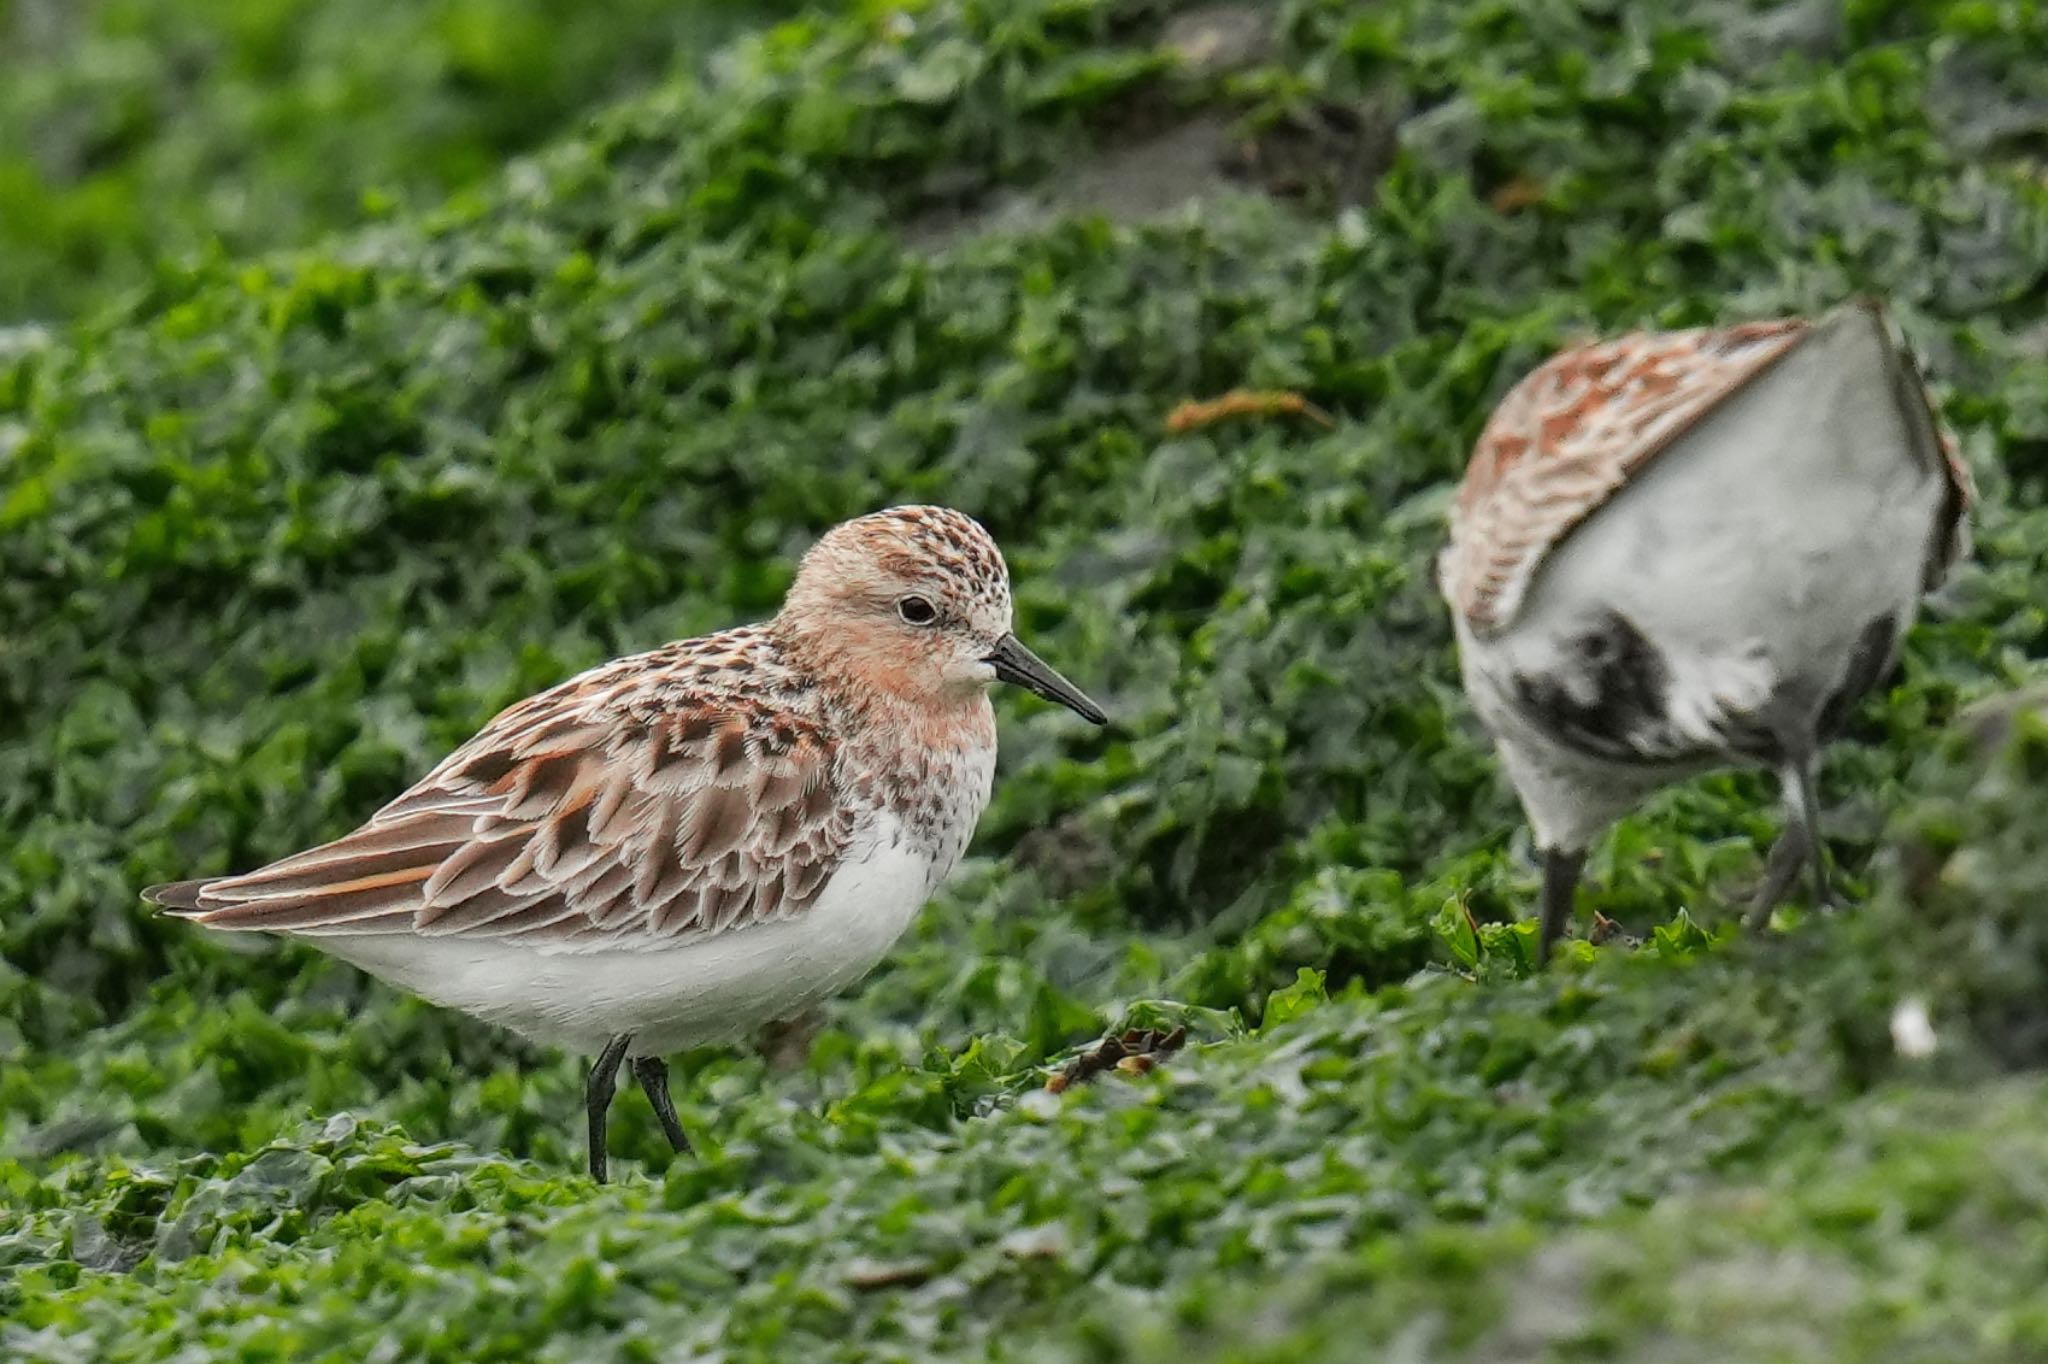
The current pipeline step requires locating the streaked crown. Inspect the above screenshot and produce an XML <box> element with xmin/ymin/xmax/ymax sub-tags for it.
<box><xmin>785</xmin><ymin>505</ymin><xmax>1011</xmax><ymax>626</ymax></box>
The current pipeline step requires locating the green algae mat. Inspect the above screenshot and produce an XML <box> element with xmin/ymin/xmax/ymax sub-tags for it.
<box><xmin>0</xmin><ymin>0</ymin><xmax>806</xmax><ymax>323</ymax></box>
<box><xmin>3</xmin><ymin>1</ymin><xmax>2047</xmax><ymax>1358</ymax></box>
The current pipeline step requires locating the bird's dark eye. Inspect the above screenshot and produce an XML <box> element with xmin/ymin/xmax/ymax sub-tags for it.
<box><xmin>897</xmin><ymin>595</ymin><xmax>937</xmax><ymax>625</ymax></box>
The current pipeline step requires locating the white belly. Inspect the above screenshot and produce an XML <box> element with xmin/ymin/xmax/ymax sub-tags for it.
<box><xmin>308</xmin><ymin>818</ymin><xmax>934</xmax><ymax>1058</ymax></box>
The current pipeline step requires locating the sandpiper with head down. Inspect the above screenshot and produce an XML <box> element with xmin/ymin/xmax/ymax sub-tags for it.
<box><xmin>146</xmin><ymin>505</ymin><xmax>1106</xmax><ymax>1180</ymax></box>
<box><xmin>1439</xmin><ymin>300</ymin><xmax>1972</xmax><ymax>964</ymax></box>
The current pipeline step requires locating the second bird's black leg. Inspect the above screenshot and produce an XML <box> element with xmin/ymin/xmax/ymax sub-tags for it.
<box><xmin>1790</xmin><ymin>756</ymin><xmax>1832</xmax><ymax>910</ymax></box>
<box><xmin>632</xmin><ymin>1055</ymin><xmax>693</xmax><ymax>1156</ymax></box>
<box><xmin>586</xmin><ymin>1032</ymin><xmax>633</xmax><ymax>1183</ymax></box>
<box><xmin>1538</xmin><ymin>847</ymin><xmax>1586</xmax><ymax>967</ymax></box>
<box><xmin>1748</xmin><ymin>822</ymin><xmax>1811</xmax><ymax>926</ymax></box>
<box><xmin>1749</xmin><ymin>756</ymin><xmax>1830</xmax><ymax>926</ymax></box>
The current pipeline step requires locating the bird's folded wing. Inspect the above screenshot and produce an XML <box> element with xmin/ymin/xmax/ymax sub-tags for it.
<box><xmin>147</xmin><ymin>688</ymin><xmax>853</xmax><ymax>947</ymax></box>
<box><xmin>1869</xmin><ymin>303</ymin><xmax>1975</xmax><ymax>588</ymax></box>
<box><xmin>1441</xmin><ymin>317</ymin><xmax>1811</xmax><ymax>634</ymax></box>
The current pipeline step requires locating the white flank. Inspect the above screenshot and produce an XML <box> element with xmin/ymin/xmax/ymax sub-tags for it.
<box><xmin>313</xmin><ymin>815</ymin><xmax>932</xmax><ymax>1057</ymax></box>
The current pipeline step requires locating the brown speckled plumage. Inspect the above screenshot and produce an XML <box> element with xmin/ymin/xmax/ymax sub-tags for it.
<box><xmin>147</xmin><ymin>506</ymin><xmax>1061</xmax><ymax>948</ymax></box>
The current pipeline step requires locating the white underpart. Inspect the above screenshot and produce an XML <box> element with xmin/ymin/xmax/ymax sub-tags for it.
<box><xmin>311</xmin><ymin>812</ymin><xmax>933</xmax><ymax>1057</ymax></box>
<box><xmin>1461</xmin><ymin>304</ymin><xmax>1953</xmax><ymax>851</ymax></box>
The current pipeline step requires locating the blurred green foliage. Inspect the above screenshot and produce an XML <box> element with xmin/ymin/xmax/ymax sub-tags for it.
<box><xmin>2</xmin><ymin>0</ymin><xmax>2047</xmax><ymax>1358</ymax></box>
<box><xmin>0</xmin><ymin>0</ymin><xmax>803</xmax><ymax>321</ymax></box>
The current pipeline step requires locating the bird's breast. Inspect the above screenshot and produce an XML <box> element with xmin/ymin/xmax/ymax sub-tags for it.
<box><xmin>843</xmin><ymin>722</ymin><xmax>996</xmax><ymax>893</ymax></box>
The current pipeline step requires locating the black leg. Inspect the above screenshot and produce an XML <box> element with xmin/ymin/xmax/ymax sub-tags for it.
<box><xmin>586</xmin><ymin>1033</ymin><xmax>633</xmax><ymax>1183</ymax></box>
<box><xmin>632</xmin><ymin>1055</ymin><xmax>693</xmax><ymax>1156</ymax></box>
<box><xmin>1790</xmin><ymin>756</ymin><xmax>1832</xmax><ymax>910</ymax></box>
<box><xmin>1748</xmin><ymin>757</ymin><xmax>1829</xmax><ymax>926</ymax></box>
<box><xmin>1538</xmin><ymin>847</ymin><xmax>1586</xmax><ymax>967</ymax></box>
<box><xmin>1747</xmin><ymin>821</ymin><xmax>1810</xmax><ymax>927</ymax></box>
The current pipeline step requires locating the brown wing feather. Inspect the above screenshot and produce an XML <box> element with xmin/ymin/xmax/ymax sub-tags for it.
<box><xmin>144</xmin><ymin>673</ymin><xmax>854</xmax><ymax>947</ymax></box>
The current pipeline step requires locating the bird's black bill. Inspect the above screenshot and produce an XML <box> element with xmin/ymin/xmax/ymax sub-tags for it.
<box><xmin>985</xmin><ymin>634</ymin><xmax>1107</xmax><ymax>725</ymax></box>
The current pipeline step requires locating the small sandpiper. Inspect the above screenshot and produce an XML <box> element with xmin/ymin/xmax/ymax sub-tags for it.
<box><xmin>147</xmin><ymin>506</ymin><xmax>1106</xmax><ymax>1179</ymax></box>
<box><xmin>1438</xmin><ymin>300</ymin><xmax>1972</xmax><ymax>963</ymax></box>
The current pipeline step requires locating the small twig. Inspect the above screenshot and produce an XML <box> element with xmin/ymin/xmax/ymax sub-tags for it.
<box><xmin>843</xmin><ymin>1259</ymin><xmax>935</xmax><ymax>1291</ymax></box>
<box><xmin>1588</xmin><ymin>911</ymin><xmax>1641</xmax><ymax>949</ymax></box>
<box><xmin>1487</xmin><ymin>175</ymin><xmax>1546</xmax><ymax>214</ymax></box>
<box><xmin>1164</xmin><ymin>390</ymin><xmax>1335</xmax><ymax>435</ymax></box>
<box><xmin>1043</xmin><ymin>1026</ymin><xmax>1188</xmax><ymax>1094</ymax></box>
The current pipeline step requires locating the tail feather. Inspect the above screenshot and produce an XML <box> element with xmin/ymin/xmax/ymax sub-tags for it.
<box><xmin>142</xmin><ymin>878</ymin><xmax>218</xmax><ymax>914</ymax></box>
